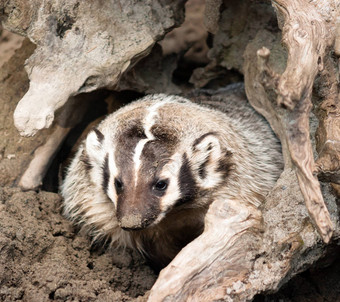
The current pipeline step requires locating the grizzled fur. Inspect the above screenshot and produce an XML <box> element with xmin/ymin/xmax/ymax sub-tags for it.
<box><xmin>61</xmin><ymin>84</ymin><xmax>283</xmax><ymax>269</ymax></box>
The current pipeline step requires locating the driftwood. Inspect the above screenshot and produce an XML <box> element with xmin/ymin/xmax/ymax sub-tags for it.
<box><xmin>149</xmin><ymin>169</ymin><xmax>339</xmax><ymax>301</ymax></box>
<box><xmin>1</xmin><ymin>0</ymin><xmax>340</xmax><ymax>301</ymax></box>
<box><xmin>0</xmin><ymin>0</ymin><xmax>185</xmax><ymax>137</ymax></box>
<box><xmin>270</xmin><ymin>0</ymin><xmax>339</xmax><ymax>242</ymax></box>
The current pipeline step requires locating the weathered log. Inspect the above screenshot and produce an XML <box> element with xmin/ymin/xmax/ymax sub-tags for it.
<box><xmin>270</xmin><ymin>0</ymin><xmax>340</xmax><ymax>232</ymax></box>
<box><xmin>252</xmin><ymin>45</ymin><xmax>333</xmax><ymax>243</ymax></box>
<box><xmin>272</xmin><ymin>0</ymin><xmax>331</xmax><ymax>110</ymax></box>
<box><xmin>149</xmin><ymin>169</ymin><xmax>340</xmax><ymax>301</ymax></box>
<box><xmin>190</xmin><ymin>0</ymin><xmax>278</xmax><ymax>87</ymax></box>
<box><xmin>249</xmin><ymin>0</ymin><xmax>339</xmax><ymax>243</ymax></box>
<box><xmin>0</xmin><ymin>0</ymin><xmax>185</xmax><ymax>136</ymax></box>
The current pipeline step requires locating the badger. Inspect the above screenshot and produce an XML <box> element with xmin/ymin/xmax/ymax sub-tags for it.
<box><xmin>61</xmin><ymin>84</ymin><xmax>283</xmax><ymax>269</ymax></box>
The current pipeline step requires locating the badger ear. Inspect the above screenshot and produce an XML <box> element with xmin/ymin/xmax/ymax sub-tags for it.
<box><xmin>85</xmin><ymin>128</ymin><xmax>105</xmax><ymax>165</ymax></box>
<box><xmin>191</xmin><ymin>133</ymin><xmax>232</xmax><ymax>189</ymax></box>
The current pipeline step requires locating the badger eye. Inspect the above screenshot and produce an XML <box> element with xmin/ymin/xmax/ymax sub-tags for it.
<box><xmin>154</xmin><ymin>180</ymin><xmax>168</xmax><ymax>191</ymax></box>
<box><xmin>114</xmin><ymin>178</ymin><xmax>123</xmax><ymax>194</ymax></box>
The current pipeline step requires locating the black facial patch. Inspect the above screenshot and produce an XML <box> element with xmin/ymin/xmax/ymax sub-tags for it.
<box><xmin>150</xmin><ymin>125</ymin><xmax>179</xmax><ymax>149</ymax></box>
<box><xmin>192</xmin><ymin>132</ymin><xmax>218</xmax><ymax>152</ymax></box>
<box><xmin>93</xmin><ymin>128</ymin><xmax>104</xmax><ymax>143</ymax></box>
<box><xmin>216</xmin><ymin>150</ymin><xmax>234</xmax><ymax>178</ymax></box>
<box><xmin>117</xmin><ymin>120</ymin><xmax>147</xmax><ymax>144</ymax></box>
<box><xmin>177</xmin><ymin>153</ymin><xmax>198</xmax><ymax>206</ymax></box>
<box><xmin>124</xmin><ymin>123</ymin><xmax>147</xmax><ymax>140</ymax></box>
<box><xmin>198</xmin><ymin>155</ymin><xmax>210</xmax><ymax>179</ymax></box>
<box><xmin>115</xmin><ymin>120</ymin><xmax>147</xmax><ymax>182</ymax></box>
<box><xmin>137</xmin><ymin>125</ymin><xmax>179</xmax><ymax>180</ymax></box>
<box><xmin>141</xmin><ymin>140</ymin><xmax>169</xmax><ymax>160</ymax></box>
<box><xmin>139</xmin><ymin>140</ymin><xmax>173</xmax><ymax>175</ymax></box>
<box><xmin>102</xmin><ymin>153</ymin><xmax>109</xmax><ymax>194</ymax></box>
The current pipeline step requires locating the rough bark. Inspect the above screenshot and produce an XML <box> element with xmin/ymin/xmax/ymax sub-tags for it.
<box><xmin>248</xmin><ymin>43</ymin><xmax>334</xmax><ymax>243</ymax></box>
<box><xmin>314</xmin><ymin>55</ymin><xmax>340</xmax><ymax>185</ymax></box>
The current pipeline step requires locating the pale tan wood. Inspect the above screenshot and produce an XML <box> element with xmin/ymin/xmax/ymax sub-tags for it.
<box><xmin>252</xmin><ymin>46</ymin><xmax>333</xmax><ymax>242</ymax></box>
<box><xmin>148</xmin><ymin>169</ymin><xmax>340</xmax><ymax>301</ymax></box>
<box><xmin>149</xmin><ymin>198</ymin><xmax>263</xmax><ymax>301</ymax></box>
<box><xmin>246</xmin><ymin>0</ymin><xmax>339</xmax><ymax>243</ymax></box>
<box><xmin>271</xmin><ymin>0</ymin><xmax>332</xmax><ymax>110</ymax></box>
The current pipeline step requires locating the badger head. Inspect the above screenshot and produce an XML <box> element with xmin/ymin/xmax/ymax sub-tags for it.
<box><xmin>84</xmin><ymin>96</ymin><xmax>233</xmax><ymax>231</ymax></box>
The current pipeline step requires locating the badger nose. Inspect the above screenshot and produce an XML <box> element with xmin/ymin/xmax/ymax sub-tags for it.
<box><xmin>118</xmin><ymin>213</ymin><xmax>153</xmax><ymax>230</ymax></box>
<box><xmin>118</xmin><ymin>212</ymin><xmax>157</xmax><ymax>230</ymax></box>
<box><xmin>118</xmin><ymin>213</ymin><xmax>142</xmax><ymax>229</ymax></box>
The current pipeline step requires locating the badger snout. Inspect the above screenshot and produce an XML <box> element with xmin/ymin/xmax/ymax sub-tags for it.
<box><xmin>116</xmin><ymin>192</ymin><xmax>161</xmax><ymax>230</ymax></box>
<box><xmin>117</xmin><ymin>212</ymin><xmax>157</xmax><ymax>230</ymax></box>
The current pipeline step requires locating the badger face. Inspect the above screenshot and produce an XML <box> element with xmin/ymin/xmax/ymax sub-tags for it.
<box><xmin>84</xmin><ymin>97</ymin><xmax>233</xmax><ymax>231</ymax></box>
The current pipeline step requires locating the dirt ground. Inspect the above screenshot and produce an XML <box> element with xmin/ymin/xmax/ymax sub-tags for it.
<box><xmin>0</xmin><ymin>187</ymin><xmax>156</xmax><ymax>302</ymax></box>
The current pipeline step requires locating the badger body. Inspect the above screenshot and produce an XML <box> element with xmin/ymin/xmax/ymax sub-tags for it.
<box><xmin>61</xmin><ymin>85</ymin><xmax>283</xmax><ymax>269</ymax></box>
